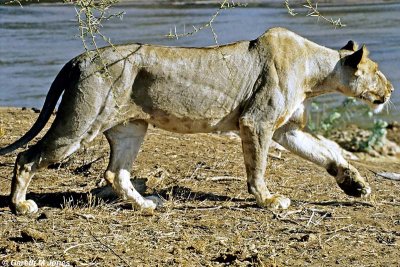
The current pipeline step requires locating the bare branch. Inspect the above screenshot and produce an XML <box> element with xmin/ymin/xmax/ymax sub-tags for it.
<box><xmin>166</xmin><ymin>0</ymin><xmax>248</xmax><ymax>45</ymax></box>
<box><xmin>285</xmin><ymin>0</ymin><xmax>345</xmax><ymax>28</ymax></box>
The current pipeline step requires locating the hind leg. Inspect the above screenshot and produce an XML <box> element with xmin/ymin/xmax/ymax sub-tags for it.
<box><xmin>10</xmin><ymin>112</ymin><xmax>99</xmax><ymax>215</ymax></box>
<box><xmin>104</xmin><ymin>120</ymin><xmax>156</xmax><ymax>212</ymax></box>
<box><xmin>10</xmin><ymin>147</ymin><xmax>41</xmax><ymax>215</ymax></box>
<box><xmin>10</xmin><ymin>137</ymin><xmax>82</xmax><ymax>215</ymax></box>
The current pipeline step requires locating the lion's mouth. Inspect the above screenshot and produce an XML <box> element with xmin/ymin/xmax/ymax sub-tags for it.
<box><xmin>358</xmin><ymin>91</ymin><xmax>389</xmax><ymax>114</ymax></box>
<box><xmin>372</xmin><ymin>103</ymin><xmax>385</xmax><ymax>114</ymax></box>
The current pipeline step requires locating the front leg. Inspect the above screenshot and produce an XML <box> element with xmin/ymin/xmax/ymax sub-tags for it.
<box><xmin>239</xmin><ymin>116</ymin><xmax>290</xmax><ymax>209</ymax></box>
<box><xmin>273</xmin><ymin>106</ymin><xmax>371</xmax><ymax>197</ymax></box>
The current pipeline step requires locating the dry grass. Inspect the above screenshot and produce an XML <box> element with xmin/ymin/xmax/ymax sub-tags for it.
<box><xmin>0</xmin><ymin>108</ymin><xmax>399</xmax><ymax>266</ymax></box>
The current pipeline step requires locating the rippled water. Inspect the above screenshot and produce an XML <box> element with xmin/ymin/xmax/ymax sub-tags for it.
<box><xmin>0</xmin><ymin>2</ymin><xmax>399</xmax><ymax>122</ymax></box>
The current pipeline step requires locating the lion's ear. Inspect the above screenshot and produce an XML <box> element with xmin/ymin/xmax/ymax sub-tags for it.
<box><xmin>341</xmin><ymin>40</ymin><xmax>358</xmax><ymax>51</ymax></box>
<box><xmin>344</xmin><ymin>45</ymin><xmax>369</xmax><ymax>69</ymax></box>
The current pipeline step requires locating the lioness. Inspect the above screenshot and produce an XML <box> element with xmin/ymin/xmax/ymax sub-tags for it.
<box><xmin>0</xmin><ymin>27</ymin><xmax>393</xmax><ymax>215</ymax></box>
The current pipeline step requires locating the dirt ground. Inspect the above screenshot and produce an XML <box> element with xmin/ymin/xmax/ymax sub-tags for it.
<box><xmin>0</xmin><ymin>108</ymin><xmax>399</xmax><ymax>267</ymax></box>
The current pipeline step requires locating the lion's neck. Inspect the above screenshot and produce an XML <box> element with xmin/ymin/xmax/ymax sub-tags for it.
<box><xmin>304</xmin><ymin>48</ymin><xmax>341</xmax><ymax>98</ymax></box>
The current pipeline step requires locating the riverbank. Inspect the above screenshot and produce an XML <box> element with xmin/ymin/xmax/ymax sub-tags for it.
<box><xmin>3</xmin><ymin>0</ymin><xmax>400</xmax><ymax>6</ymax></box>
<box><xmin>0</xmin><ymin>108</ymin><xmax>399</xmax><ymax>266</ymax></box>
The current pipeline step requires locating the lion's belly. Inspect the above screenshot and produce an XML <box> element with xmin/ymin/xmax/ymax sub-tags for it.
<box><xmin>146</xmin><ymin>110</ymin><xmax>240</xmax><ymax>134</ymax></box>
<box><xmin>130</xmin><ymin>70</ymin><xmax>244</xmax><ymax>133</ymax></box>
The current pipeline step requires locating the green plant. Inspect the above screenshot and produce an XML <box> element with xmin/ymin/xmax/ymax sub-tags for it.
<box><xmin>307</xmin><ymin>97</ymin><xmax>389</xmax><ymax>152</ymax></box>
<box><xmin>307</xmin><ymin>97</ymin><xmax>372</xmax><ymax>135</ymax></box>
<box><xmin>352</xmin><ymin>119</ymin><xmax>388</xmax><ymax>152</ymax></box>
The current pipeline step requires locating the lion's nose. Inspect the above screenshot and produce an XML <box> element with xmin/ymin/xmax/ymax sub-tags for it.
<box><xmin>388</xmin><ymin>82</ymin><xmax>394</xmax><ymax>92</ymax></box>
<box><xmin>373</xmin><ymin>99</ymin><xmax>384</xmax><ymax>105</ymax></box>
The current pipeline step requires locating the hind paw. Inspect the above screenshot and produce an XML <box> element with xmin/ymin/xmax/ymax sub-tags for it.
<box><xmin>259</xmin><ymin>194</ymin><xmax>291</xmax><ymax>210</ymax></box>
<box><xmin>132</xmin><ymin>197</ymin><xmax>158</xmax><ymax>215</ymax></box>
<box><xmin>13</xmin><ymin>200</ymin><xmax>38</xmax><ymax>215</ymax></box>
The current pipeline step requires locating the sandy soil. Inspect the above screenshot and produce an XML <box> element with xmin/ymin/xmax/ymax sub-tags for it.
<box><xmin>0</xmin><ymin>108</ymin><xmax>399</xmax><ymax>266</ymax></box>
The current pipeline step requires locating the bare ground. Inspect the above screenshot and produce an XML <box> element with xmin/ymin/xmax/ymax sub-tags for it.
<box><xmin>0</xmin><ymin>108</ymin><xmax>399</xmax><ymax>267</ymax></box>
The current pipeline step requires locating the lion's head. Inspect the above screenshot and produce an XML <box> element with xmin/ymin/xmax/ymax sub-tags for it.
<box><xmin>338</xmin><ymin>41</ymin><xmax>394</xmax><ymax>113</ymax></box>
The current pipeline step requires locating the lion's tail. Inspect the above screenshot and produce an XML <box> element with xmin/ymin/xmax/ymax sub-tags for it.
<box><xmin>0</xmin><ymin>60</ymin><xmax>77</xmax><ymax>156</ymax></box>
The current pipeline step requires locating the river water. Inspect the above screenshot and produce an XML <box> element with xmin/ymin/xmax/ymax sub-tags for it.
<box><xmin>0</xmin><ymin>1</ymin><xmax>399</xmax><ymax>122</ymax></box>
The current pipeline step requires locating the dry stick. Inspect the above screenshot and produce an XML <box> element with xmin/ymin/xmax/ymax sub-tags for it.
<box><xmin>324</xmin><ymin>224</ymin><xmax>353</xmax><ymax>236</ymax></box>
<box><xmin>90</xmin><ymin>231</ymin><xmax>131</xmax><ymax>267</ymax></box>
<box><xmin>381</xmin><ymin>201</ymin><xmax>400</xmax><ymax>206</ymax></box>
<box><xmin>284</xmin><ymin>0</ymin><xmax>297</xmax><ymax>16</ymax></box>
<box><xmin>194</xmin><ymin>205</ymin><xmax>223</xmax><ymax>211</ymax></box>
<box><xmin>271</xmin><ymin>211</ymin><xmax>301</xmax><ymax>225</ymax></box>
<box><xmin>207</xmin><ymin>176</ymin><xmax>242</xmax><ymax>182</ymax></box>
<box><xmin>324</xmin><ymin>225</ymin><xmax>354</xmax><ymax>243</ymax></box>
<box><xmin>73</xmin><ymin>0</ymin><xmax>126</xmax><ymax>79</ymax></box>
<box><xmin>303</xmin><ymin>0</ymin><xmax>345</xmax><ymax>28</ymax></box>
<box><xmin>369</xmin><ymin>169</ymin><xmax>400</xmax><ymax>181</ymax></box>
<box><xmin>314</xmin><ymin>213</ymin><xmax>329</xmax><ymax>225</ymax></box>
<box><xmin>308</xmin><ymin>200</ymin><xmax>375</xmax><ymax>207</ymax></box>
<box><xmin>64</xmin><ymin>242</ymin><xmax>97</xmax><ymax>254</ymax></box>
<box><xmin>324</xmin><ymin>233</ymin><xmax>339</xmax><ymax>243</ymax></box>
<box><xmin>4</xmin><ymin>0</ymin><xmax>23</xmax><ymax>6</ymax></box>
<box><xmin>268</xmin><ymin>152</ymin><xmax>284</xmax><ymax>160</ymax></box>
<box><xmin>188</xmin><ymin>164</ymin><xmax>202</xmax><ymax>180</ymax></box>
<box><xmin>306</xmin><ymin>210</ymin><xmax>315</xmax><ymax>227</ymax></box>
<box><xmin>283</xmin><ymin>209</ymin><xmax>303</xmax><ymax>216</ymax></box>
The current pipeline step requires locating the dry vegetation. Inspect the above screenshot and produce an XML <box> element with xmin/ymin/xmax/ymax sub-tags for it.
<box><xmin>0</xmin><ymin>108</ymin><xmax>399</xmax><ymax>266</ymax></box>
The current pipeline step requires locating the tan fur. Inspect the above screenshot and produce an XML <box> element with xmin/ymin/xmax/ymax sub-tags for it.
<box><xmin>2</xmin><ymin>27</ymin><xmax>393</xmax><ymax>215</ymax></box>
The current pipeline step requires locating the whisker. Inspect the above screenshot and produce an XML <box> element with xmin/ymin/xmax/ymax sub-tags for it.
<box><xmin>388</xmin><ymin>99</ymin><xmax>398</xmax><ymax>111</ymax></box>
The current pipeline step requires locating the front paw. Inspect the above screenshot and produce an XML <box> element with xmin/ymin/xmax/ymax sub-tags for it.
<box><xmin>132</xmin><ymin>197</ymin><xmax>159</xmax><ymax>215</ymax></box>
<box><xmin>11</xmin><ymin>199</ymin><xmax>39</xmax><ymax>215</ymax></box>
<box><xmin>336</xmin><ymin>167</ymin><xmax>371</xmax><ymax>197</ymax></box>
<box><xmin>258</xmin><ymin>194</ymin><xmax>291</xmax><ymax>210</ymax></box>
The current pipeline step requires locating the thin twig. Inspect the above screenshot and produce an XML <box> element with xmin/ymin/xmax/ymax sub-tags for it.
<box><xmin>268</xmin><ymin>152</ymin><xmax>284</xmax><ymax>160</ymax></box>
<box><xmin>370</xmin><ymin>169</ymin><xmax>400</xmax><ymax>181</ymax></box>
<box><xmin>271</xmin><ymin>211</ymin><xmax>302</xmax><ymax>225</ymax></box>
<box><xmin>90</xmin><ymin>231</ymin><xmax>131</xmax><ymax>267</ymax></box>
<box><xmin>324</xmin><ymin>224</ymin><xmax>353</xmax><ymax>236</ymax></box>
<box><xmin>166</xmin><ymin>0</ymin><xmax>247</xmax><ymax>44</ymax></box>
<box><xmin>380</xmin><ymin>201</ymin><xmax>400</xmax><ymax>206</ymax></box>
<box><xmin>194</xmin><ymin>206</ymin><xmax>223</xmax><ymax>211</ymax></box>
<box><xmin>306</xmin><ymin>210</ymin><xmax>315</xmax><ymax>227</ymax></box>
<box><xmin>284</xmin><ymin>0</ymin><xmax>345</xmax><ymax>28</ymax></box>
<box><xmin>4</xmin><ymin>0</ymin><xmax>23</xmax><ymax>6</ymax></box>
<box><xmin>64</xmin><ymin>242</ymin><xmax>96</xmax><ymax>254</ymax></box>
<box><xmin>324</xmin><ymin>233</ymin><xmax>339</xmax><ymax>243</ymax></box>
<box><xmin>207</xmin><ymin>176</ymin><xmax>242</xmax><ymax>182</ymax></box>
<box><xmin>303</xmin><ymin>0</ymin><xmax>345</xmax><ymax>28</ymax></box>
<box><xmin>308</xmin><ymin>200</ymin><xmax>375</xmax><ymax>207</ymax></box>
<box><xmin>284</xmin><ymin>0</ymin><xmax>297</xmax><ymax>16</ymax></box>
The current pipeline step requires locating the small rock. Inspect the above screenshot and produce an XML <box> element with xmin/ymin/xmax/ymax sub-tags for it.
<box><xmin>37</xmin><ymin>211</ymin><xmax>52</xmax><ymax>220</ymax></box>
<box><xmin>31</xmin><ymin>107</ymin><xmax>41</xmax><ymax>113</ymax></box>
<box><xmin>0</xmin><ymin>243</ymin><xmax>18</xmax><ymax>254</ymax></box>
<box><xmin>77</xmin><ymin>213</ymin><xmax>95</xmax><ymax>220</ymax></box>
<box><xmin>21</xmin><ymin>228</ymin><xmax>47</xmax><ymax>242</ymax></box>
<box><xmin>146</xmin><ymin>195</ymin><xmax>164</xmax><ymax>208</ymax></box>
<box><xmin>299</xmin><ymin>234</ymin><xmax>317</xmax><ymax>242</ymax></box>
